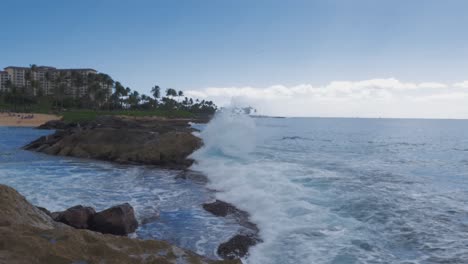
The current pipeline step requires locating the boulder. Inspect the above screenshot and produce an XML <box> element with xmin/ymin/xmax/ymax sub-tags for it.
<box><xmin>203</xmin><ymin>200</ymin><xmax>259</xmax><ymax>232</ymax></box>
<box><xmin>89</xmin><ymin>203</ymin><xmax>138</xmax><ymax>236</ymax></box>
<box><xmin>0</xmin><ymin>184</ymin><xmax>239</xmax><ymax>264</ymax></box>
<box><xmin>217</xmin><ymin>234</ymin><xmax>259</xmax><ymax>260</ymax></box>
<box><xmin>203</xmin><ymin>200</ymin><xmax>242</xmax><ymax>217</ymax></box>
<box><xmin>53</xmin><ymin>205</ymin><xmax>96</xmax><ymax>229</ymax></box>
<box><xmin>203</xmin><ymin>200</ymin><xmax>262</xmax><ymax>260</ymax></box>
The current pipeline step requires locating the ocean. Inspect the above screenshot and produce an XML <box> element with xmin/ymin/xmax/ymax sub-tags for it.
<box><xmin>1</xmin><ymin>115</ymin><xmax>468</xmax><ymax>263</ymax></box>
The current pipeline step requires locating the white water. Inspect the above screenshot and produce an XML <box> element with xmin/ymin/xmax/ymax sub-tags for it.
<box><xmin>190</xmin><ymin>113</ymin><xmax>468</xmax><ymax>264</ymax></box>
<box><xmin>2</xmin><ymin>116</ymin><xmax>468</xmax><ymax>263</ymax></box>
<box><xmin>190</xmin><ymin>112</ymin><xmax>329</xmax><ymax>263</ymax></box>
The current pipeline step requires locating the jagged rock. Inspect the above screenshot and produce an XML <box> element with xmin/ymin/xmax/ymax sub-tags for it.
<box><xmin>217</xmin><ymin>234</ymin><xmax>259</xmax><ymax>260</ymax></box>
<box><xmin>89</xmin><ymin>203</ymin><xmax>138</xmax><ymax>236</ymax></box>
<box><xmin>203</xmin><ymin>200</ymin><xmax>243</xmax><ymax>217</ymax></box>
<box><xmin>24</xmin><ymin>116</ymin><xmax>203</xmax><ymax>169</ymax></box>
<box><xmin>203</xmin><ymin>200</ymin><xmax>262</xmax><ymax>260</ymax></box>
<box><xmin>176</xmin><ymin>170</ymin><xmax>209</xmax><ymax>184</ymax></box>
<box><xmin>203</xmin><ymin>200</ymin><xmax>259</xmax><ymax>232</ymax></box>
<box><xmin>37</xmin><ymin>120</ymin><xmax>77</xmax><ymax>130</ymax></box>
<box><xmin>36</xmin><ymin>206</ymin><xmax>53</xmax><ymax>217</ymax></box>
<box><xmin>0</xmin><ymin>184</ymin><xmax>239</xmax><ymax>264</ymax></box>
<box><xmin>53</xmin><ymin>205</ymin><xmax>96</xmax><ymax>229</ymax></box>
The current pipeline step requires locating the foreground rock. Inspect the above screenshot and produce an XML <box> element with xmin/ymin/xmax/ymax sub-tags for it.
<box><xmin>24</xmin><ymin>116</ymin><xmax>203</xmax><ymax>169</ymax></box>
<box><xmin>89</xmin><ymin>203</ymin><xmax>139</xmax><ymax>235</ymax></box>
<box><xmin>203</xmin><ymin>200</ymin><xmax>261</xmax><ymax>259</ymax></box>
<box><xmin>218</xmin><ymin>234</ymin><xmax>260</xmax><ymax>260</ymax></box>
<box><xmin>0</xmin><ymin>184</ymin><xmax>239</xmax><ymax>264</ymax></box>
<box><xmin>53</xmin><ymin>205</ymin><xmax>96</xmax><ymax>229</ymax></box>
<box><xmin>51</xmin><ymin>203</ymin><xmax>138</xmax><ymax>235</ymax></box>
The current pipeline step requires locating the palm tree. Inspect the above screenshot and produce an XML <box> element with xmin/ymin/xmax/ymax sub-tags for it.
<box><xmin>177</xmin><ymin>90</ymin><xmax>184</xmax><ymax>103</ymax></box>
<box><xmin>28</xmin><ymin>64</ymin><xmax>38</xmax><ymax>96</ymax></box>
<box><xmin>71</xmin><ymin>71</ymin><xmax>84</xmax><ymax>99</ymax></box>
<box><xmin>128</xmin><ymin>90</ymin><xmax>140</xmax><ymax>109</ymax></box>
<box><xmin>112</xmin><ymin>81</ymin><xmax>126</xmax><ymax>109</ymax></box>
<box><xmin>165</xmin><ymin>88</ymin><xmax>177</xmax><ymax>97</ymax></box>
<box><xmin>98</xmin><ymin>73</ymin><xmax>114</xmax><ymax>102</ymax></box>
<box><xmin>44</xmin><ymin>71</ymin><xmax>52</xmax><ymax>97</ymax></box>
<box><xmin>151</xmin><ymin>85</ymin><xmax>161</xmax><ymax>99</ymax></box>
<box><xmin>52</xmin><ymin>71</ymin><xmax>67</xmax><ymax>109</ymax></box>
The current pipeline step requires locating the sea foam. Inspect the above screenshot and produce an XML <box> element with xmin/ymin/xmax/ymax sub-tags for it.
<box><xmin>189</xmin><ymin>111</ymin><xmax>333</xmax><ymax>263</ymax></box>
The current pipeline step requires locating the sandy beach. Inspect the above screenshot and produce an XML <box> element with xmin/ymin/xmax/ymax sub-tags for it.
<box><xmin>0</xmin><ymin>113</ymin><xmax>60</xmax><ymax>127</ymax></box>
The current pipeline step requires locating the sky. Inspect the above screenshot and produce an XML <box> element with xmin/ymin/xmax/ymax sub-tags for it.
<box><xmin>1</xmin><ymin>0</ymin><xmax>468</xmax><ymax>118</ymax></box>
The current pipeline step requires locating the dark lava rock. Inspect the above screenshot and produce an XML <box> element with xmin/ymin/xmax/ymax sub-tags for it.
<box><xmin>203</xmin><ymin>200</ymin><xmax>243</xmax><ymax>217</ymax></box>
<box><xmin>203</xmin><ymin>200</ymin><xmax>258</xmax><ymax>232</ymax></box>
<box><xmin>25</xmin><ymin>116</ymin><xmax>202</xmax><ymax>169</ymax></box>
<box><xmin>53</xmin><ymin>205</ymin><xmax>96</xmax><ymax>229</ymax></box>
<box><xmin>204</xmin><ymin>200</ymin><xmax>262</xmax><ymax>259</ymax></box>
<box><xmin>89</xmin><ymin>203</ymin><xmax>138</xmax><ymax>236</ymax></box>
<box><xmin>217</xmin><ymin>234</ymin><xmax>259</xmax><ymax>260</ymax></box>
<box><xmin>37</xmin><ymin>120</ymin><xmax>76</xmax><ymax>130</ymax></box>
<box><xmin>176</xmin><ymin>170</ymin><xmax>208</xmax><ymax>184</ymax></box>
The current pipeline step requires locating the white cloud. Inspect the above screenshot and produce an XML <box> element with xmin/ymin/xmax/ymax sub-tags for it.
<box><xmin>454</xmin><ymin>81</ymin><xmax>468</xmax><ymax>88</ymax></box>
<box><xmin>186</xmin><ymin>79</ymin><xmax>468</xmax><ymax>119</ymax></box>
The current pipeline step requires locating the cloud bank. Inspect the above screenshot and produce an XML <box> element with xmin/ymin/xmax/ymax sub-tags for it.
<box><xmin>186</xmin><ymin>78</ymin><xmax>468</xmax><ymax>119</ymax></box>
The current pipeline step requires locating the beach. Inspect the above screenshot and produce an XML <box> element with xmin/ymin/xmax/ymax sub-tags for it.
<box><xmin>0</xmin><ymin>113</ymin><xmax>60</xmax><ymax>127</ymax></box>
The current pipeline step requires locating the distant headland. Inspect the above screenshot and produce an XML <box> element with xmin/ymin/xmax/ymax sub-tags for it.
<box><xmin>0</xmin><ymin>64</ymin><xmax>217</xmax><ymax>123</ymax></box>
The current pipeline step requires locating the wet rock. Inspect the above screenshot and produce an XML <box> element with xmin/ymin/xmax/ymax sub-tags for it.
<box><xmin>203</xmin><ymin>200</ymin><xmax>243</xmax><ymax>217</ymax></box>
<box><xmin>25</xmin><ymin>116</ymin><xmax>203</xmax><ymax>169</ymax></box>
<box><xmin>53</xmin><ymin>205</ymin><xmax>96</xmax><ymax>229</ymax></box>
<box><xmin>203</xmin><ymin>200</ymin><xmax>262</xmax><ymax>259</ymax></box>
<box><xmin>89</xmin><ymin>203</ymin><xmax>138</xmax><ymax>236</ymax></box>
<box><xmin>203</xmin><ymin>200</ymin><xmax>259</xmax><ymax>232</ymax></box>
<box><xmin>0</xmin><ymin>184</ymin><xmax>239</xmax><ymax>264</ymax></box>
<box><xmin>217</xmin><ymin>234</ymin><xmax>259</xmax><ymax>260</ymax></box>
<box><xmin>175</xmin><ymin>170</ymin><xmax>209</xmax><ymax>184</ymax></box>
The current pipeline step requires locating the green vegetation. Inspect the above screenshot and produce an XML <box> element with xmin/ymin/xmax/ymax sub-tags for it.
<box><xmin>0</xmin><ymin>64</ymin><xmax>217</xmax><ymax>121</ymax></box>
<box><xmin>60</xmin><ymin>109</ymin><xmax>194</xmax><ymax>123</ymax></box>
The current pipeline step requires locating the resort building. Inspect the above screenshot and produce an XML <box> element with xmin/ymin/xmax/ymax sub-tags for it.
<box><xmin>1</xmin><ymin>66</ymin><xmax>112</xmax><ymax>98</ymax></box>
<box><xmin>0</xmin><ymin>71</ymin><xmax>10</xmax><ymax>91</ymax></box>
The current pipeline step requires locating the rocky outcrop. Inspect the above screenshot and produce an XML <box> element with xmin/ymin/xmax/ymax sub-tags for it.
<box><xmin>218</xmin><ymin>234</ymin><xmax>260</xmax><ymax>260</ymax></box>
<box><xmin>0</xmin><ymin>184</ymin><xmax>239</xmax><ymax>264</ymax></box>
<box><xmin>203</xmin><ymin>200</ymin><xmax>261</xmax><ymax>259</ymax></box>
<box><xmin>50</xmin><ymin>204</ymin><xmax>138</xmax><ymax>236</ymax></box>
<box><xmin>24</xmin><ymin>116</ymin><xmax>203</xmax><ymax>169</ymax></box>
<box><xmin>203</xmin><ymin>200</ymin><xmax>259</xmax><ymax>232</ymax></box>
<box><xmin>203</xmin><ymin>200</ymin><xmax>246</xmax><ymax>218</ymax></box>
<box><xmin>53</xmin><ymin>205</ymin><xmax>96</xmax><ymax>229</ymax></box>
<box><xmin>37</xmin><ymin>120</ymin><xmax>77</xmax><ymax>130</ymax></box>
<box><xmin>88</xmin><ymin>203</ymin><xmax>138</xmax><ymax>236</ymax></box>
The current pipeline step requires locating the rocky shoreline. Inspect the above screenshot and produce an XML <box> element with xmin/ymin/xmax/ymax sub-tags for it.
<box><xmin>0</xmin><ymin>184</ymin><xmax>239</xmax><ymax>264</ymax></box>
<box><xmin>10</xmin><ymin>116</ymin><xmax>261</xmax><ymax>263</ymax></box>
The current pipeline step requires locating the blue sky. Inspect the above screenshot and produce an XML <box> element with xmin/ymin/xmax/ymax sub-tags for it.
<box><xmin>2</xmin><ymin>1</ymin><xmax>468</xmax><ymax>117</ymax></box>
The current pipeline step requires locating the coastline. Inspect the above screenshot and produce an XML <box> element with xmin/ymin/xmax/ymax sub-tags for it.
<box><xmin>0</xmin><ymin>113</ymin><xmax>61</xmax><ymax>127</ymax></box>
<box><xmin>0</xmin><ymin>184</ymin><xmax>240</xmax><ymax>264</ymax></box>
<box><xmin>5</xmin><ymin>115</ymin><xmax>259</xmax><ymax>262</ymax></box>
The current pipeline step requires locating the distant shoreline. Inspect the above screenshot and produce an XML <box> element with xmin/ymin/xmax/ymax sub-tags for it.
<box><xmin>0</xmin><ymin>113</ymin><xmax>61</xmax><ymax>127</ymax></box>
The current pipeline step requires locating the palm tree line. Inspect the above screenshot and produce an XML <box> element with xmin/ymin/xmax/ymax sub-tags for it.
<box><xmin>0</xmin><ymin>64</ymin><xmax>217</xmax><ymax>114</ymax></box>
